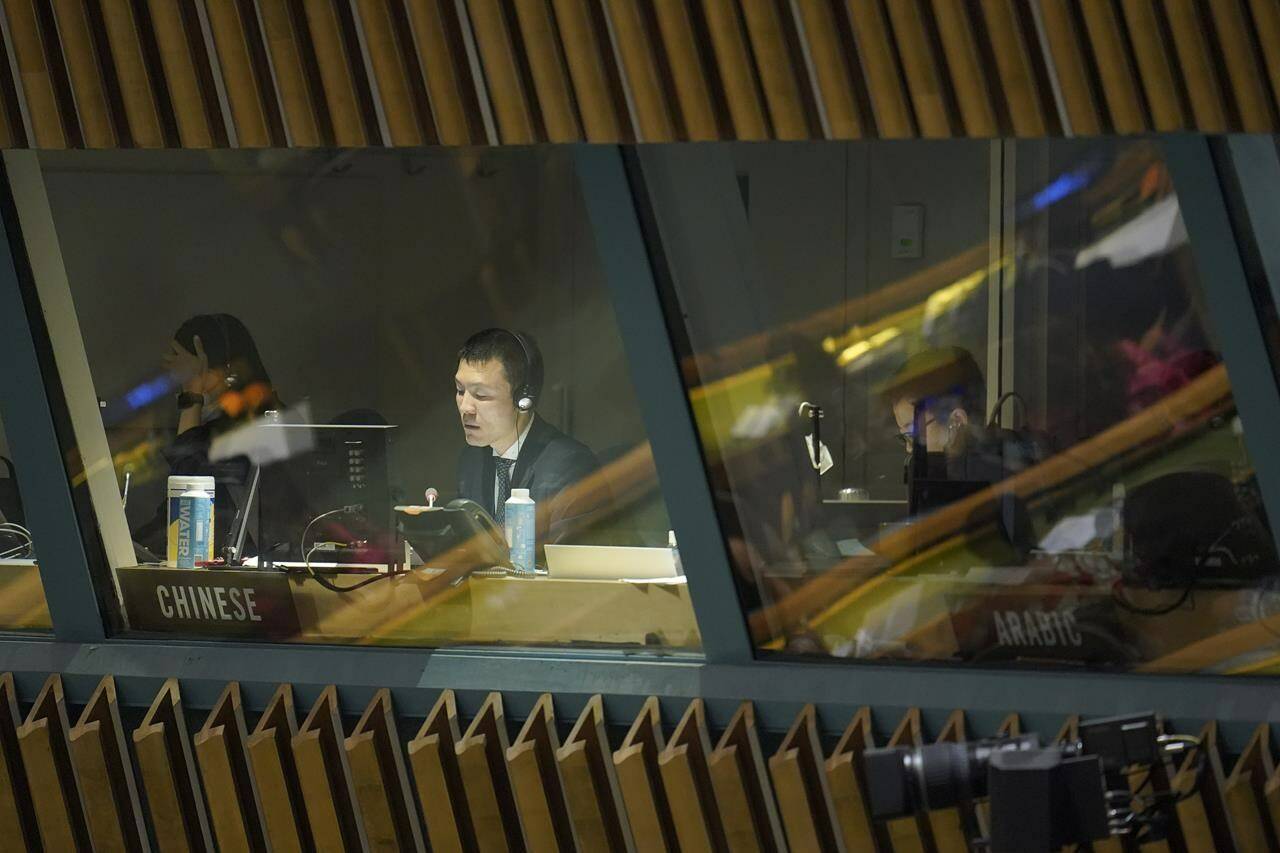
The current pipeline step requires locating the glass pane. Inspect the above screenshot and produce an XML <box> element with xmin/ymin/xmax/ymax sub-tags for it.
<box><xmin>35</xmin><ymin>147</ymin><xmax>695</xmax><ymax>652</ymax></box>
<box><xmin>644</xmin><ymin>138</ymin><xmax>1280</xmax><ymax>674</ymax></box>
<box><xmin>0</xmin><ymin>415</ymin><xmax>52</xmax><ymax>630</ymax></box>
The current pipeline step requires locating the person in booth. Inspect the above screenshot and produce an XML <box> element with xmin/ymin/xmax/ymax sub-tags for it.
<box><xmin>454</xmin><ymin>328</ymin><xmax>603</xmax><ymax>543</ymax></box>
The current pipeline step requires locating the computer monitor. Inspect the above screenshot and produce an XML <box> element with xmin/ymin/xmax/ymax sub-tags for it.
<box><xmin>256</xmin><ymin>424</ymin><xmax>397</xmax><ymax>568</ymax></box>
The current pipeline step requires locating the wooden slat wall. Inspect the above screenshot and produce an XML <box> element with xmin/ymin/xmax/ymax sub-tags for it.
<box><xmin>0</xmin><ymin>0</ymin><xmax>1271</xmax><ymax>149</ymax></box>
<box><xmin>2</xmin><ymin>673</ymin><xmax>1277</xmax><ymax>850</ymax></box>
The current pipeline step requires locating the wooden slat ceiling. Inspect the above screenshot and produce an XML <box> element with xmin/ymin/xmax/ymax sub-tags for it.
<box><xmin>0</xmin><ymin>0</ymin><xmax>1276</xmax><ymax>149</ymax></box>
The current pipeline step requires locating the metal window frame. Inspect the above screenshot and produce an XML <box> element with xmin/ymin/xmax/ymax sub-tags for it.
<box><xmin>0</xmin><ymin>139</ymin><xmax>1277</xmax><ymax>742</ymax></box>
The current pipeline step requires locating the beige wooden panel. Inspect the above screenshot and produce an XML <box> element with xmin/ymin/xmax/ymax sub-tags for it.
<box><xmin>144</xmin><ymin>0</ymin><xmax>217</xmax><ymax>146</ymax></box>
<box><xmin>603</xmin><ymin>0</ymin><xmax>675</xmax><ymax>141</ymax></box>
<box><xmin>355</xmin><ymin>0</ymin><xmax>429</xmax><ymax>145</ymax></box>
<box><xmin>403</xmin><ymin>0</ymin><xmax>481</xmax><ymax>144</ymax></box>
<box><xmin>709</xmin><ymin>703</ymin><xmax>784</xmax><ymax>852</ymax></box>
<box><xmin>16</xmin><ymin>675</ymin><xmax>90</xmax><ymax>851</ymax></box>
<box><xmin>408</xmin><ymin>690</ymin><xmax>472</xmax><ymax>853</ymax></box>
<box><xmin>1078</xmin><ymin>0</ymin><xmax>1147</xmax><ymax>132</ymax></box>
<box><xmin>0</xmin><ymin>675</ymin><xmax>38</xmax><ymax>850</ymax></box>
<box><xmin>1225</xmin><ymin>724</ymin><xmax>1279</xmax><ymax>850</ymax></box>
<box><xmin>68</xmin><ymin>675</ymin><xmax>149</xmax><ymax>852</ymax></box>
<box><xmin>1207</xmin><ymin>0</ymin><xmax>1275</xmax><ymax>132</ymax></box>
<box><xmin>792</xmin><ymin>0</ymin><xmax>861</xmax><ymax>138</ymax></box>
<box><xmin>465</xmin><ymin>0</ymin><xmax>535</xmax><ymax>142</ymax></box>
<box><xmin>700</xmin><ymin>0</ymin><xmax>768</xmax><ymax>139</ymax></box>
<box><xmin>1249</xmin><ymin>0</ymin><xmax>1280</xmax><ymax>121</ymax></box>
<box><xmin>456</xmin><ymin>692</ymin><xmax>524</xmax><ymax>850</ymax></box>
<box><xmin>51</xmin><ymin>0</ymin><xmax>115</xmax><ymax>146</ymax></box>
<box><xmin>246</xmin><ymin>685</ymin><xmax>310</xmax><ymax>852</ymax></box>
<box><xmin>979</xmin><ymin>0</ymin><xmax>1048</xmax><ymax>135</ymax></box>
<box><xmin>552</xmin><ymin>0</ymin><xmax>626</xmax><ymax>141</ymax></box>
<box><xmin>882</xmin><ymin>709</ymin><xmax>933</xmax><ymax>851</ymax></box>
<box><xmin>1036</xmin><ymin>0</ymin><xmax>1103</xmax><ymax>134</ymax></box>
<box><xmin>255</xmin><ymin>0</ymin><xmax>325</xmax><ymax>146</ymax></box>
<box><xmin>345</xmin><ymin>689</ymin><xmax>425</xmax><ymax>852</ymax></box>
<box><xmin>739</xmin><ymin>0</ymin><xmax>810</xmax><ymax>139</ymax></box>
<box><xmin>194</xmin><ymin>683</ymin><xmax>268</xmax><ymax>853</ymax></box>
<box><xmin>300</xmin><ymin>0</ymin><xmax>368</xmax><ymax>145</ymax></box>
<box><xmin>555</xmin><ymin>695</ymin><xmax>634</xmax><ymax>850</ymax></box>
<box><xmin>204</xmin><ymin>0</ymin><xmax>273</xmax><ymax>146</ymax></box>
<box><xmin>884</xmin><ymin>0</ymin><xmax>952</xmax><ymax>137</ymax></box>
<box><xmin>651</xmin><ymin>0</ymin><xmax>719</xmax><ymax>139</ymax></box>
<box><xmin>614</xmin><ymin>696</ymin><xmax>678</xmax><ymax>853</ymax></box>
<box><xmin>845</xmin><ymin>0</ymin><xmax>915</xmax><ymax>137</ymax></box>
<box><xmin>826</xmin><ymin>708</ymin><xmax>883</xmax><ymax>851</ymax></box>
<box><xmin>98</xmin><ymin>0</ymin><xmax>165</xmax><ymax>146</ymax></box>
<box><xmin>133</xmin><ymin>678</ymin><xmax>213</xmax><ymax>852</ymax></box>
<box><xmin>768</xmin><ymin>704</ymin><xmax>844</xmax><ymax>851</ymax></box>
<box><xmin>506</xmin><ymin>694</ymin><xmax>577</xmax><ymax>851</ymax></box>
<box><xmin>1</xmin><ymin>0</ymin><xmax>67</xmax><ymax>146</ymax></box>
<box><xmin>658</xmin><ymin>699</ymin><xmax>726</xmax><ymax>852</ymax></box>
<box><xmin>1120</xmin><ymin>0</ymin><xmax>1185</xmax><ymax>130</ymax></box>
<box><xmin>930</xmin><ymin>0</ymin><xmax>997</xmax><ymax>136</ymax></box>
<box><xmin>1162</xmin><ymin>0</ymin><xmax>1228</xmax><ymax>131</ymax></box>
<box><xmin>1173</xmin><ymin>722</ymin><xmax>1241</xmax><ymax>851</ymax></box>
<box><xmin>290</xmin><ymin>685</ymin><xmax>367</xmax><ymax>852</ymax></box>
<box><xmin>510</xmin><ymin>0</ymin><xmax>579</xmax><ymax>142</ymax></box>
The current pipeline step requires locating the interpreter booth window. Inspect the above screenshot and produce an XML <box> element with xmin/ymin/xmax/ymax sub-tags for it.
<box><xmin>27</xmin><ymin>147</ymin><xmax>694</xmax><ymax>651</ymax></box>
<box><xmin>0</xmin><ymin>415</ymin><xmax>51</xmax><ymax>631</ymax></box>
<box><xmin>641</xmin><ymin>138</ymin><xmax>1280</xmax><ymax>674</ymax></box>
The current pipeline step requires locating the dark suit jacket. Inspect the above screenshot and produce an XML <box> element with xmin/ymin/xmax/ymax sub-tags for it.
<box><xmin>457</xmin><ymin>417</ymin><xmax>602</xmax><ymax>543</ymax></box>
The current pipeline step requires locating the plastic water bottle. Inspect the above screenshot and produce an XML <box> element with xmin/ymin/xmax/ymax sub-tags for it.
<box><xmin>505</xmin><ymin>488</ymin><xmax>536</xmax><ymax>573</ymax></box>
<box><xmin>167</xmin><ymin>475</ymin><xmax>214</xmax><ymax>567</ymax></box>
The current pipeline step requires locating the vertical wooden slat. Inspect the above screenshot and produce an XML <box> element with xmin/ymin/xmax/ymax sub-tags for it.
<box><xmin>194</xmin><ymin>683</ymin><xmax>269</xmax><ymax>853</ymax></box>
<box><xmin>557</xmin><ymin>694</ymin><xmax>634</xmax><ymax>852</ymax></box>
<box><xmin>133</xmin><ymin>678</ymin><xmax>213</xmax><ymax>852</ymax></box>
<box><xmin>506</xmin><ymin>693</ymin><xmax>577</xmax><ymax>852</ymax></box>
<box><xmin>658</xmin><ymin>699</ymin><xmax>726</xmax><ymax>853</ymax></box>
<box><xmin>0</xmin><ymin>675</ymin><xmax>38</xmax><ymax>851</ymax></box>
<box><xmin>202</xmin><ymin>0</ymin><xmax>278</xmax><ymax>147</ymax></box>
<box><xmin>1</xmin><ymin>0</ymin><xmax>67</xmax><ymax>146</ymax></box>
<box><xmin>354</xmin><ymin>0</ymin><xmax>431</xmax><ymax>144</ymax></box>
<box><xmin>1207</xmin><ymin>0</ymin><xmax>1276</xmax><ymax>132</ymax></box>
<box><xmin>455</xmin><ymin>692</ymin><xmax>524</xmax><ymax>851</ymax></box>
<box><xmin>16</xmin><ymin>674</ymin><xmax>89</xmax><ymax>851</ymax></box>
<box><xmin>708</xmin><ymin>702</ymin><xmax>785</xmax><ymax>852</ymax></box>
<box><xmin>97</xmin><ymin>0</ymin><xmax>164</xmax><ymax>146</ymax></box>
<box><xmin>50</xmin><ymin>0</ymin><xmax>115</xmax><ymax>145</ymax></box>
<box><xmin>882</xmin><ymin>709</ymin><xmax>933</xmax><ymax>852</ymax></box>
<box><xmin>1119</xmin><ymin>0</ymin><xmax>1185</xmax><ymax>130</ymax></box>
<box><xmin>738</xmin><ymin>0</ymin><xmax>811</xmax><ymax>139</ymax></box>
<box><xmin>290</xmin><ymin>685</ymin><xmax>367</xmax><ymax>852</ymax></box>
<box><xmin>884</xmin><ymin>0</ymin><xmax>953</xmax><ymax>137</ymax></box>
<box><xmin>929</xmin><ymin>0</ymin><xmax>997</xmax><ymax>136</ymax></box>
<box><xmin>403</xmin><ymin>0</ymin><xmax>485</xmax><ymax>144</ymax></box>
<box><xmin>465</xmin><ymin>0</ymin><xmax>536</xmax><ymax>142</ymax></box>
<box><xmin>68</xmin><ymin>675</ymin><xmax>149</xmax><ymax>852</ymax></box>
<box><xmin>1173</xmin><ymin>722</ymin><xmax>1242</xmax><ymax>852</ymax></box>
<box><xmin>1248</xmin><ymin>0</ymin><xmax>1280</xmax><ymax>121</ymax></box>
<box><xmin>345</xmin><ymin>689</ymin><xmax>426</xmax><ymax>853</ymax></box>
<box><xmin>1162</xmin><ymin>0</ymin><xmax>1229</xmax><ymax>131</ymax></box>
<box><xmin>699</xmin><ymin>0</ymin><xmax>768</xmax><ymax>139</ymax></box>
<box><xmin>255</xmin><ymin>0</ymin><xmax>326</xmax><ymax>145</ymax></box>
<box><xmin>408</xmin><ymin>689</ymin><xmax>474</xmax><ymax>853</ymax></box>
<box><xmin>614</xmin><ymin>697</ymin><xmax>679</xmax><ymax>853</ymax></box>
<box><xmin>845</xmin><ymin>0</ymin><xmax>915</xmax><ymax>137</ymax></box>
<box><xmin>602</xmin><ymin>0</ymin><xmax>675</xmax><ymax>141</ymax></box>
<box><xmin>1036</xmin><ymin>0</ymin><xmax>1104</xmax><ymax>134</ymax></box>
<box><xmin>246</xmin><ymin>684</ymin><xmax>312</xmax><ymax>853</ymax></box>
<box><xmin>551</xmin><ymin>0</ymin><xmax>628</xmax><ymax>141</ymax></box>
<box><xmin>792</xmin><ymin>0</ymin><xmax>862</xmax><ymax>137</ymax></box>
<box><xmin>1078</xmin><ymin>0</ymin><xmax>1148</xmax><ymax>132</ymax></box>
<box><xmin>979</xmin><ymin>0</ymin><xmax>1049</xmax><ymax>135</ymax></box>
<box><xmin>769</xmin><ymin>704</ymin><xmax>846</xmax><ymax>853</ymax></box>
<box><xmin>300</xmin><ymin>0</ymin><xmax>369</xmax><ymax>145</ymax></box>
<box><xmin>144</xmin><ymin>0</ymin><xmax>217</xmax><ymax>146</ymax></box>
<box><xmin>510</xmin><ymin>0</ymin><xmax>579</xmax><ymax>141</ymax></box>
<box><xmin>826</xmin><ymin>708</ymin><xmax>886</xmax><ymax>852</ymax></box>
<box><xmin>1225</xmin><ymin>724</ymin><xmax>1279</xmax><ymax>851</ymax></box>
<box><xmin>651</xmin><ymin>0</ymin><xmax>719</xmax><ymax>139</ymax></box>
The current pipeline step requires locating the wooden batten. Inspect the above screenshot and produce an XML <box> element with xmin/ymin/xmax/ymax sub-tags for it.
<box><xmin>557</xmin><ymin>694</ymin><xmax>634</xmax><ymax>852</ymax></box>
<box><xmin>506</xmin><ymin>693</ymin><xmax>577</xmax><ymax>851</ymax></box>
<box><xmin>455</xmin><ymin>691</ymin><xmax>525</xmax><ymax>851</ymax></box>
<box><xmin>1224</xmin><ymin>723</ymin><xmax>1279</xmax><ymax>851</ymax></box>
<box><xmin>68</xmin><ymin>675</ymin><xmax>150</xmax><ymax>852</ymax></box>
<box><xmin>0</xmin><ymin>674</ymin><xmax>38</xmax><ymax>851</ymax></box>
<box><xmin>18</xmin><ymin>673</ymin><xmax>91</xmax><ymax>850</ymax></box>
<box><xmin>194</xmin><ymin>682</ymin><xmax>270</xmax><ymax>853</ymax></box>
<box><xmin>133</xmin><ymin>677</ymin><xmax>214</xmax><ymax>852</ymax></box>
<box><xmin>881</xmin><ymin>708</ymin><xmax>934</xmax><ymax>852</ymax></box>
<box><xmin>768</xmin><ymin>703</ymin><xmax>843</xmax><ymax>851</ymax></box>
<box><xmin>290</xmin><ymin>684</ymin><xmax>368</xmax><ymax>851</ymax></box>
<box><xmin>246</xmin><ymin>684</ymin><xmax>313</xmax><ymax>852</ymax></box>
<box><xmin>1174</xmin><ymin>721</ymin><xmax>1241</xmax><ymax>851</ymax></box>
<box><xmin>826</xmin><ymin>707</ymin><xmax>887</xmax><ymax>851</ymax></box>
<box><xmin>345</xmin><ymin>688</ymin><xmax>426</xmax><ymax>852</ymax></box>
<box><xmin>708</xmin><ymin>702</ymin><xmax>785</xmax><ymax>852</ymax></box>
<box><xmin>614</xmin><ymin>696</ymin><xmax>679</xmax><ymax>853</ymax></box>
<box><xmin>407</xmin><ymin>689</ymin><xmax>474</xmax><ymax>852</ymax></box>
<box><xmin>658</xmin><ymin>698</ymin><xmax>726</xmax><ymax>852</ymax></box>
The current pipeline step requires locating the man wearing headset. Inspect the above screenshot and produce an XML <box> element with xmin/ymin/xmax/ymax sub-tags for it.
<box><xmin>455</xmin><ymin>328</ymin><xmax>602</xmax><ymax>543</ymax></box>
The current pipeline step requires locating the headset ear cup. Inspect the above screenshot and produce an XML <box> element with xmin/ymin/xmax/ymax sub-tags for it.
<box><xmin>516</xmin><ymin>394</ymin><xmax>534</xmax><ymax>411</ymax></box>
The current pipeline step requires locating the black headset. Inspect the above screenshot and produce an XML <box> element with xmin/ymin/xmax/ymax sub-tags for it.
<box><xmin>503</xmin><ymin>329</ymin><xmax>538</xmax><ymax>412</ymax></box>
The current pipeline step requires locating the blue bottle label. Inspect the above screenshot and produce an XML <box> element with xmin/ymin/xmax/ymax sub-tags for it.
<box><xmin>505</xmin><ymin>500</ymin><xmax>536</xmax><ymax>572</ymax></box>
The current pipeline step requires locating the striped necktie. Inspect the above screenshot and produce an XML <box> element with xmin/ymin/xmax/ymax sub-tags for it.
<box><xmin>494</xmin><ymin>457</ymin><xmax>514</xmax><ymax>524</ymax></box>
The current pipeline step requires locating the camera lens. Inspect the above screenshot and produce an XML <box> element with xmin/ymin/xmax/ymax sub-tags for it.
<box><xmin>865</xmin><ymin>734</ymin><xmax>1044</xmax><ymax>818</ymax></box>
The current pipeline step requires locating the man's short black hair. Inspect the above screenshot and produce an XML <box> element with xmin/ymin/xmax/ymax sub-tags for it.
<box><xmin>458</xmin><ymin>328</ymin><xmax>545</xmax><ymax>401</ymax></box>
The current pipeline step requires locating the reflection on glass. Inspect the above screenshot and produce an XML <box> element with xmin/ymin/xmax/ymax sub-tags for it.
<box><xmin>0</xmin><ymin>416</ymin><xmax>52</xmax><ymax>630</ymax></box>
<box><xmin>37</xmin><ymin>148</ymin><xmax>695</xmax><ymax>651</ymax></box>
<box><xmin>648</xmin><ymin>138</ymin><xmax>1280</xmax><ymax>674</ymax></box>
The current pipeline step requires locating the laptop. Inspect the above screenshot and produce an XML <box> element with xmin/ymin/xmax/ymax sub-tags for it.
<box><xmin>544</xmin><ymin>544</ymin><xmax>681</xmax><ymax>581</ymax></box>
